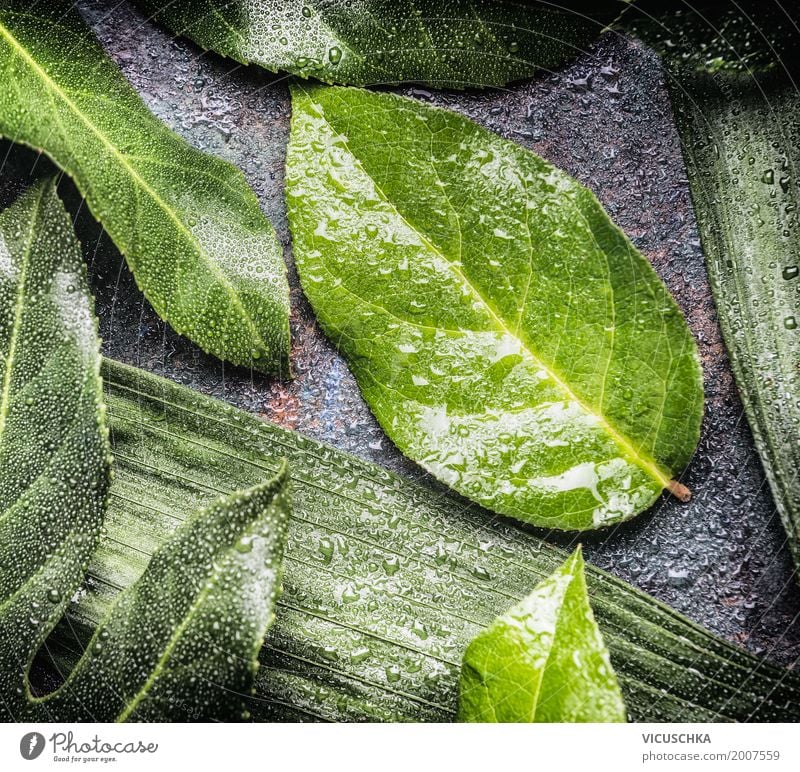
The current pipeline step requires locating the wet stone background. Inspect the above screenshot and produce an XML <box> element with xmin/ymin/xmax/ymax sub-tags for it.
<box><xmin>1</xmin><ymin>0</ymin><xmax>798</xmax><ymax>668</ymax></box>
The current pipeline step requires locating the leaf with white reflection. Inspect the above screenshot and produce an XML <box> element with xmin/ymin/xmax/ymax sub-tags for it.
<box><xmin>286</xmin><ymin>85</ymin><xmax>703</xmax><ymax>531</ymax></box>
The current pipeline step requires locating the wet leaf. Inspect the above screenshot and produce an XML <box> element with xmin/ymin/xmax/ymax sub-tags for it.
<box><xmin>616</xmin><ymin>2</ymin><xmax>800</xmax><ymax>568</ymax></box>
<box><xmin>48</xmin><ymin>360</ymin><xmax>800</xmax><ymax>722</ymax></box>
<box><xmin>0</xmin><ymin>0</ymin><xmax>290</xmax><ymax>374</ymax></box>
<box><xmin>0</xmin><ymin>180</ymin><xmax>109</xmax><ymax>717</ymax></box>
<box><xmin>619</xmin><ymin>1</ymin><xmax>799</xmax><ymax>76</ymax></box>
<box><xmin>135</xmin><ymin>0</ymin><xmax>613</xmax><ymax>88</ymax></box>
<box><xmin>670</xmin><ymin>71</ymin><xmax>800</xmax><ymax>569</ymax></box>
<box><xmin>459</xmin><ymin>547</ymin><xmax>626</xmax><ymax>722</ymax></box>
<box><xmin>286</xmin><ymin>85</ymin><xmax>703</xmax><ymax>531</ymax></box>
<box><xmin>0</xmin><ymin>182</ymin><xmax>291</xmax><ymax>721</ymax></box>
<box><xmin>33</xmin><ymin>465</ymin><xmax>291</xmax><ymax>722</ymax></box>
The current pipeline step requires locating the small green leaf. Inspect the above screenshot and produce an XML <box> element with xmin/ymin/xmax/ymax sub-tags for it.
<box><xmin>135</xmin><ymin>0</ymin><xmax>613</xmax><ymax>88</ymax></box>
<box><xmin>32</xmin><ymin>464</ymin><xmax>291</xmax><ymax>722</ymax></box>
<box><xmin>0</xmin><ymin>180</ymin><xmax>110</xmax><ymax>717</ymax></box>
<box><xmin>459</xmin><ymin>547</ymin><xmax>626</xmax><ymax>723</ymax></box>
<box><xmin>0</xmin><ymin>0</ymin><xmax>290</xmax><ymax>374</ymax></box>
<box><xmin>286</xmin><ymin>84</ymin><xmax>703</xmax><ymax>531</ymax></box>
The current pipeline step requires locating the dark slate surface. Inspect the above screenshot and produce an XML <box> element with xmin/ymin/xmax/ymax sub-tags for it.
<box><xmin>1</xmin><ymin>0</ymin><xmax>798</xmax><ymax>668</ymax></box>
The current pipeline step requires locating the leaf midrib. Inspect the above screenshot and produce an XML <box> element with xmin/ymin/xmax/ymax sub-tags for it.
<box><xmin>301</xmin><ymin>88</ymin><xmax>673</xmax><ymax>490</ymax></box>
<box><xmin>0</xmin><ymin>15</ymin><xmax>268</xmax><ymax>356</ymax></box>
<box><xmin>527</xmin><ymin>574</ymin><xmax>571</xmax><ymax>723</ymax></box>
<box><xmin>0</xmin><ymin>182</ymin><xmax>42</xmax><ymax>445</ymax></box>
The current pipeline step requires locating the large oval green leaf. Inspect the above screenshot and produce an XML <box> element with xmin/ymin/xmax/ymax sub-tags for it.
<box><xmin>459</xmin><ymin>548</ymin><xmax>626</xmax><ymax>722</ymax></box>
<box><xmin>0</xmin><ymin>180</ymin><xmax>110</xmax><ymax>716</ymax></box>
<box><xmin>135</xmin><ymin>0</ymin><xmax>612</xmax><ymax>88</ymax></box>
<box><xmin>0</xmin><ymin>0</ymin><xmax>290</xmax><ymax>374</ymax></box>
<box><xmin>286</xmin><ymin>85</ymin><xmax>704</xmax><ymax>531</ymax></box>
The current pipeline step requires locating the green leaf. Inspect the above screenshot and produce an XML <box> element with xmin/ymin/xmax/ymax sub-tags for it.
<box><xmin>0</xmin><ymin>0</ymin><xmax>290</xmax><ymax>374</ymax></box>
<box><xmin>49</xmin><ymin>360</ymin><xmax>800</xmax><ymax>722</ymax></box>
<box><xmin>0</xmin><ymin>181</ymin><xmax>290</xmax><ymax>721</ymax></box>
<box><xmin>669</xmin><ymin>71</ymin><xmax>800</xmax><ymax>568</ymax></box>
<box><xmin>0</xmin><ymin>180</ymin><xmax>110</xmax><ymax>717</ymax></box>
<box><xmin>459</xmin><ymin>547</ymin><xmax>626</xmax><ymax>722</ymax></box>
<box><xmin>619</xmin><ymin>1</ymin><xmax>798</xmax><ymax>75</ymax></box>
<box><xmin>32</xmin><ymin>464</ymin><xmax>291</xmax><ymax>722</ymax></box>
<box><xmin>134</xmin><ymin>0</ymin><xmax>613</xmax><ymax>88</ymax></box>
<box><xmin>285</xmin><ymin>84</ymin><xmax>703</xmax><ymax>531</ymax></box>
<box><xmin>617</xmin><ymin>2</ymin><xmax>800</xmax><ymax>568</ymax></box>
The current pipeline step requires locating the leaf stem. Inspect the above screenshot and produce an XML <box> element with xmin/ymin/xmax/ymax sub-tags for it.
<box><xmin>666</xmin><ymin>480</ymin><xmax>691</xmax><ymax>502</ymax></box>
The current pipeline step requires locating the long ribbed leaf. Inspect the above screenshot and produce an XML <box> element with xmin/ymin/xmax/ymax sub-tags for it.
<box><xmin>135</xmin><ymin>0</ymin><xmax>613</xmax><ymax>88</ymax></box>
<box><xmin>48</xmin><ymin>360</ymin><xmax>800</xmax><ymax>722</ymax></box>
<box><xmin>0</xmin><ymin>0</ymin><xmax>290</xmax><ymax>374</ymax></box>
<box><xmin>620</xmin><ymin>1</ymin><xmax>798</xmax><ymax>76</ymax></box>
<box><xmin>459</xmin><ymin>547</ymin><xmax>626</xmax><ymax>723</ymax></box>
<box><xmin>670</xmin><ymin>73</ymin><xmax>800</xmax><ymax>568</ymax></box>
<box><xmin>286</xmin><ymin>84</ymin><xmax>703</xmax><ymax>531</ymax></box>
<box><xmin>0</xmin><ymin>180</ymin><xmax>109</xmax><ymax>718</ymax></box>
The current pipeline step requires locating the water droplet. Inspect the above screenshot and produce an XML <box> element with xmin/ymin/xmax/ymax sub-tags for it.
<box><xmin>472</xmin><ymin>566</ymin><xmax>492</xmax><ymax>581</ymax></box>
<box><xmin>667</xmin><ymin>567</ymin><xmax>692</xmax><ymax>587</ymax></box>
<box><xmin>349</xmin><ymin>646</ymin><xmax>371</xmax><ymax>664</ymax></box>
<box><xmin>319</xmin><ymin>538</ymin><xmax>334</xmax><ymax>564</ymax></box>
<box><xmin>784</xmin><ymin>316</ymin><xmax>797</xmax><ymax>330</ymax></box>
<box><xmin>328</xmin><ymin>46</ymin><xmax>342</xmax><ymax>65</ymax></box>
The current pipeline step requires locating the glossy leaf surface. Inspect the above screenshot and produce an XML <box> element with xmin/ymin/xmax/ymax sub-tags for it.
<box><xmin>0</xmin><ymin>0</ymin><xmax>290</xmax><ymax>374</ymax></box>
<box><xmin>45</xmin><ymin>360</ymin><xmax>800</xmax><ymax>722</ymax></box>
<box><xmin>0</xmin><ymin>180</ymin><xmax>109</xmax><ymax>717</ymax></box>
<box><xmin>286</xmin><ymin>85</ymin><xmax>703</xmax><ymax>530</ymax></box>
<box><xmin>136</xmin><ymin>0</ymin><xmax>612</xmax><ymax>88</ymax></box>
<box><xmin>671</xmin><ymin>71</ymin><xmax>800</xmax><ymax>568</ymax></box>
<box><xmin>459</xmin><ymin>548</ymin><xmax>625</xmax><ymax>722</ymax></box>
<box><xmin>620</xmin><ymin>1</ymin><xmax>799</xmax><ymax>76</ymax></box>
<box><xmin>34</xmin><ymin>466</ymin><xmax>291</xmax><ymax>722</ymax></box>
